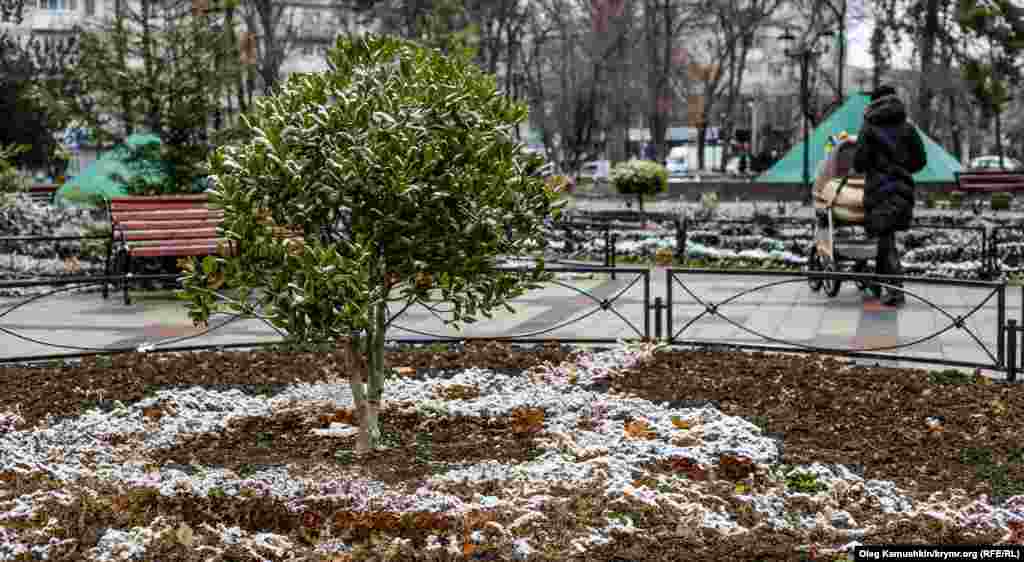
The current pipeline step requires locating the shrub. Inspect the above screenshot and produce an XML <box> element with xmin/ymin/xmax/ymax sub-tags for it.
<box><xmin>925</xmin><ymin>191</ymin><xmax>947</xmax><ymax>209</ymax></box>
<box><xmin>0</xmin><ymin>144</ymin><xmax>29</xmax><ymax>196</ymax></box>
<box><xmin>178</xmin><ymin>34</ymin><xmax>562</xmax><ymax>454</ymax></box>
<box><xmin>949</xmin><ymin>191</ymin><xmax>964</xmax><ymax>209</ymax></box>
<box><xmin>992</xmin><ymin>192</ymin><xmax>1012</xmax><ymax>211</ymax></box>
<box><xmin>610</xmin><ymin>159</ymin><xmax>667</xmax><ymax>213</ymax></box>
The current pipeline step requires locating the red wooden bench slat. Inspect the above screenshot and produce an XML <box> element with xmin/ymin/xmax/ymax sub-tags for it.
<box><xmin>28</xmin><ymin>185</ymin><xmax>59</xmax><ymax>193</ymax></box>
<box><xmin>113</xmin><ymin>210</ymin><xmax>224</xmax><ymax>222</ymax></box>
<box><xmin>112</xmin><ymin>202</ymin><xmax>214</xmax><ymax>212</ymax></box>
<box><xmin>110</xmin><ymin>194</ymin><xmax>210</xmax><ymax>203</ymax></box>
<box><xmin>128</xmin><ymin>244</ymin><xmax>236</xmax><ymax>258</ymax></box>
<box><xmin>117</xmin><ymin>219</ymin><xmax>223</xmax><ymax>230</ymax></box>
<box><xmin>120</xmin><ymin>228</ymin><xmax>221</xmax><ymax>241</ymax></box>
<box><xmin>954</xmin><ymin>171</ymin><xmax>1024</xmax><ymax>193</ymax></box>
<box><xmin>127</xmin><ymin>237</ymin><xmax>228</xmax><ymax>247</ymax></box>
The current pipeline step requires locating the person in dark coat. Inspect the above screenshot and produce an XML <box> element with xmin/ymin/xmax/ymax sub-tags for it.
<box><xmin>853</xmin><ymin>85</ymin><xmax>927</xmax><ymax>306</ymax></box>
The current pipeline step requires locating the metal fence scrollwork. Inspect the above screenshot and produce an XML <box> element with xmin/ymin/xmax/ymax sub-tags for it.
<box><xmin>666</xmin><ymin>268</ymin><xmax>1008</xmax><ymax>374</ymax></box>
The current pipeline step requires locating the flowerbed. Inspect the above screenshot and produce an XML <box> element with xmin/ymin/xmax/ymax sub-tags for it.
<box><xmin>532</xmin><ymin>210</ymin><xmax>1020</xmax><ymax>279</ymax></box>
<box><xmin>3</xmin><ymin>341</ymin><xmax>1024</xmax><ymax>561</ymax></box>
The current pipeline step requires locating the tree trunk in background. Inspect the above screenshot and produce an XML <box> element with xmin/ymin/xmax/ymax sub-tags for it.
<box><xmin>697</xmin><ymin>125</ymin><xmax>706</xmax><ymax>170</ymax></box>
<box><xmin>916</xmin><ymin>0</ymin><xmax>939</xmax><ymax>136</ymax></box>
<box><xmin>949</xmin><ymin>94</ymin><xmax>962</xmax><ymax>161</ymax></box>
<box><xmin>607</xmin><ymin>11</ymin><xmax>628</xmax><ymax>166</ymax></box>
<box><xmin>115</xmin><ymin>0</ymin><xmax>133</xmax><ymax>136</ymax></box>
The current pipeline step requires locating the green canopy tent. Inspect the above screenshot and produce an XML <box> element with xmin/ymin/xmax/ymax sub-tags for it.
<box><xmin>757</xmin><ymin>93</ymin><xmax>962</xmax><ymax>184</ymax></box>
<box><xmin>54</xmin><ymin>133</ymin><xmax>167</xmax><ymax>209</ymax></box>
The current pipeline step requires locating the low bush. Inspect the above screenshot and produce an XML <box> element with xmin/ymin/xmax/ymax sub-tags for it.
<box><xmin>992</xmin><ymin>192</ymin><xmax>1012</xmax><ymax>211</ymax></box>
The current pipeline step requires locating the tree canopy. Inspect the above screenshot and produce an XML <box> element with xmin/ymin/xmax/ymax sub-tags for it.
<box><xmin>179</xmin><ymin>33</ymin><xmax>563</xmax><ymax>452</ymax></box>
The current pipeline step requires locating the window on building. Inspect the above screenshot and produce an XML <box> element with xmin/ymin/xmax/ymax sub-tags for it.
<box><xmin>84</xmin><ymin>0</ymin><xmax>94</xmax><ymax>15</ymax></box>
<box><xmin>39</xmin><ymin>0</ymin><xmax>76</xmax><ymax>10</ymax></box>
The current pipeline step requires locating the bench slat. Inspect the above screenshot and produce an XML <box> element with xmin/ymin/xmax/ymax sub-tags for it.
<box><xmin>126</xmin><ymin>236</ymin><xmax>226</xmax><ymax>245</ymax></box>
<box><xmin>112</xmin><ymin>202</ymin><xmax>214</xmax><ymax>212</ymax></box>
<box><xmin>128</xmin><ymin>244</ymin><xmax>236</xmax><ymax>258</ymax></box>
<box><xmin>955</xmin><ymin>171</ymin><xmax>1024</xmax><ymax>193</ymax></box>
<box><xmin>113</xmin><ymin>209</ymin><xmax>224</xmax><ymax>222</ymax></box>
<box><xmin>110</xmin><ymin>194</ymin><xmax>210</xmax><ymax>203</ymax></box>
<box><xmin>120</xmin><ymin>228</ymin><xmax>221</xmax><ymax>241</ymax></box>
<box><xmin>117</xmin><ymin>219</ymin><xmax>222</xmax><ymax>230</ymax></box>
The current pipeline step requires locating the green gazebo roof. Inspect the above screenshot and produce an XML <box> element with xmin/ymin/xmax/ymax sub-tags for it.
<box><xmin>757</xmin><ymin>93</ymin><xmax>962</xmax><ymax>184</ymax></box>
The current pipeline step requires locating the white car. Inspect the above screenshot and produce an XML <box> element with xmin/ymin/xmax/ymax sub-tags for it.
<box><xmin>968</xmin><ymin>155</ymin><xmax>1023</xmax><ymax>171</ymax></box>
<box><xmin>665</xmin><ymin>147</ymin><xmax>693</xmax><ymax>182</ymax></box>
<box><xmin>576</xmin><ymin>160</ymin><xmax>610</xmax><ymax>182</ymax></box>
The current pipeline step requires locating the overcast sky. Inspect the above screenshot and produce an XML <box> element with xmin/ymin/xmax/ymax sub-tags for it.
<box><xmin>845</xmin><ymin>14</ymin><xmax>915</xmax><ymax>70</ymax></box>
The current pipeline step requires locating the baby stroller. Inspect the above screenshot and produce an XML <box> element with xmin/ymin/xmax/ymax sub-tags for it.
<box><xmin>806</xmin><ymin>136</ymin><xmax>883</xmax><ymax>298</ymax></box>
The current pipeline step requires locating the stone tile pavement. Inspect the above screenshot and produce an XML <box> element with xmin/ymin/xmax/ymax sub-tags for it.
<box><xmin>0</xmin><ymin>268</ymin><xmax>1017</xmax><ymax>378</ymax></box>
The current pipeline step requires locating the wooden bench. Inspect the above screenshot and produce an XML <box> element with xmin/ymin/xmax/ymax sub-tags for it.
<box><xmin>27</xmin><ymin>184</ymin><xmax>59</xmax><ymax>204</ymax></box>
<box><xmin>107</xmin><ymin>194</ymin><xmax>235</xmax><ymax>305</ymax></box>
<box><xmin>954</xmin><ymin>171</ymin><xmax>1024</xmax><ymax>193</ymax></box>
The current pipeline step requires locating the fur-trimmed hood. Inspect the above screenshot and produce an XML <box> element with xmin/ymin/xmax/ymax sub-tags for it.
<box><xmin>864</xmin><ymin>95</ymin><xmax>907</xmax><ymax>126</ymax></box>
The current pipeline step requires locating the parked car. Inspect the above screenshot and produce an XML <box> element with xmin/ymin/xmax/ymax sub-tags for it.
<box><xmin>724</xmin><ymin>155</ymin><xmax>754</xmax><ymax>178</ymax></box>
<box><xmin>968</xmin><ymin>155</ymin><xmax>1024</xmax><ymax>171</ymax></box>
<box><xmin>575</xmin><ymin>159</ymin><xmax>610</xmax><ymax>182</ymax></box>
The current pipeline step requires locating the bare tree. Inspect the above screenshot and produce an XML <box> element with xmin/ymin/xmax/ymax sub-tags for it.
<box><xmin>521</xmin><ymin>0</ymin><xmax>604</xmax><ymax>173</ymax></box>
<box><xmin>637</xmin><ymin>0</ymin><xmax>698</xmax><ymax>162</ymax></box>
<box><xmin>239</xmin><ymin>0</ymin><xmax>299</xmax><ymax>98</ymax></box>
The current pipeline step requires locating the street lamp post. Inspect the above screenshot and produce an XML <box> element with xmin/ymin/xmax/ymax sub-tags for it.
<box><xmin>780</xmin><ymin>28</ymin><xmax>833</xmax><ymax>204</ymax></box>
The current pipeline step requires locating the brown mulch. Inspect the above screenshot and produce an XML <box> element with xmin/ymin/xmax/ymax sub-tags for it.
<box><xmin>149</xmin><ymin>405</ymin><xmax>547</xmax><ymax>490</ymax></box>
<box><xmin>608</xmin><ymin>350</ymin><xmax>1024</xmax><ymax>506</ymax></box>
<box><xmin>3</xmin><ymin>341</ymin><xmax>1024</xmax><ymax>561</ymax></box>
<box><xmin>0</xmin><ymin>341</ymin><xmax>576</xmax><ymax>427</ymax></box>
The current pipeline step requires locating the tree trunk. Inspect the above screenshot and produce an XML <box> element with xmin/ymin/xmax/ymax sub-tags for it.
<box><xmin>349</xmin><ymin>269</ymin><xmax>388</xmax><ymax>455</ymax></box>
<box><xmin>348</xmin><ymin>332</ymin><xmax>370</xmax><ymax>455</ymax></box>
<box><xmin>916</xmin><ymin>0</ymin><xmax>940</xmax><ymax>136</ymax></box>
<box><xmin>949</xmin><ymin>94</ymin><xmax>962</xmax><ymax>161</ymax></box>
<box><xmin>697</xmin><ymin>125</ymin><xmax>706</xmax><ymax>170</ymax></box>
<box><xmin>115</xmin><ymin>0</ymin><xmax>133</xmax><ymax>137</ymax></box>
<box><xmin>996</xmin><ymin>106</ymin><xmax>1004</xmax><ymax>169</ymax></box>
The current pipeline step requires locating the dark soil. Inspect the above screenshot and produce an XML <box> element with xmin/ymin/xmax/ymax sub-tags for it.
<box><xmin>3</xmin><ymin>340</ymin><xmax>1023</xmax><ymax>561</ymax></box>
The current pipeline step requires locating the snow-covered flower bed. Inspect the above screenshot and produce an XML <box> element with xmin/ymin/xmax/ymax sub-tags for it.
<box><xmin>536</xmin><ymin>211</ymin><xmax>1015</xmax><ymax>278</ymax></box>
<box><xmin>0</xmin><ymin>195</ymin><xmax>109</xmax><ymax>296</ymax></box>
<box><xmin>3</xmin><ymin>342</ymin><xmax>1024</xmax><ymax>560</ymax></box>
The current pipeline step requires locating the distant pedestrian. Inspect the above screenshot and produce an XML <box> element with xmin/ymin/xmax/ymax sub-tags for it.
<box><xmin>853</xmin><ymin>85</ymin><xmax>927</xmax><ymax>306</ymax></box>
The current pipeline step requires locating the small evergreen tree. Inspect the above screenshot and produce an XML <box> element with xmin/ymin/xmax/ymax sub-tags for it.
<box><xmin>178</xmin><ymin>34</ymin><xmax>563</xmax><ymax>454</ymax></box>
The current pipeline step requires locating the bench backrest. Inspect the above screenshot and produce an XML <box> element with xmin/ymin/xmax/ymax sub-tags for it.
<box><xmin>955</xmin><ymin>171</ymin><xmax>1024</xmax><ymax>193</ymax></box>
<box><xmin>27</xmin><ymin>184</ymin><xmax>59</xmax><ymax>203</ymax></box>
<box><xmin>109</xmin><ymin>195</ymin><xmax>300</xmax><ymax>257</ymax></box>
<box><xmin>110</xmin><ymin>195</ymin><xmax>225</xmax><ymax>242</ymax></box>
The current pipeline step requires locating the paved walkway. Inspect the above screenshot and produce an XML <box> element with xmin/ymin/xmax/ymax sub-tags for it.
<box><xmin>0</xmin><ymin>266</ymin><xmax>1016</xmax><ymax>377</ymax></box>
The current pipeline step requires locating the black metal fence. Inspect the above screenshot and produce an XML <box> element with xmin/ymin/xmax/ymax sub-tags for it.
<box><xmin>2</xmin><ymin>266</ymin><xmax>1024</xmax><ymax>383</ymax></box>
<box><xmin>665</xmin><ymin>268</ymin><xmax>1009</xmax><ymax>376</ymax></box>
<box><xmin>556</xmin><ymin>212</ymin><xmax>1000</xmax><ymax>280</ymax></box>
<box><xmin>0</xmin><ymin>268</ymin><xmax>651</xmax><ymax>364</ymax></box>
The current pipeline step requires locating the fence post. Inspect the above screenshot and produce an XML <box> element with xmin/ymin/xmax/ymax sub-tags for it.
<box><xmin>611</xmin><ymin>233</ymin><xmax>617</xmax><ymax>280</ymax></box>
<box><xmin>982</xmin><ymin>227</ymin><xmax>990</xmax><ymax>280</ymax></box>
<box><xmin>603</xmin><ymin>224</ymin><xmax>610</xmax><ymax>269</ymax></box>
<box><xmin>653</xmin><ymin>296</ymin><xmax>663</xmax><ymax>340</ymax></box>
<box><xmin>643</xmin><ymin>270</ymin><xmax>650</xmax><ymax>340</ymax></box>
<box><xmin>998</xmin><ymin>285</ymin><xmax>1006</xmax><ymax>369</ymax></box>
<box><xmin>1008</xmin><ymin>319</ymin><xmax>1018</xmax><ymax>383</ymax></box>
<box><xmin>674</xmin><ymin>217</ymin><xmax>687</xmax><ymax>264</ymax></box>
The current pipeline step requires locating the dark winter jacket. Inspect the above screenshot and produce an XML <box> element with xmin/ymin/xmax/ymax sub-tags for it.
<box><xmin>852</xmin><ymin>95</ymin><xmax>927</xmax><ymax>235</ymax></box>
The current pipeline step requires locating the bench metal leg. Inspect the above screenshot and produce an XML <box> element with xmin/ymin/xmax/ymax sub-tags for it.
<box><xmin>122</xmin><ymin>252</ymin><xmax>132</xmax><ymax>306</ymax></box>
<box><xmin>102</xmin><ymin>243</ymin><xmax>112</xmax><ymax>299</ymax></box>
